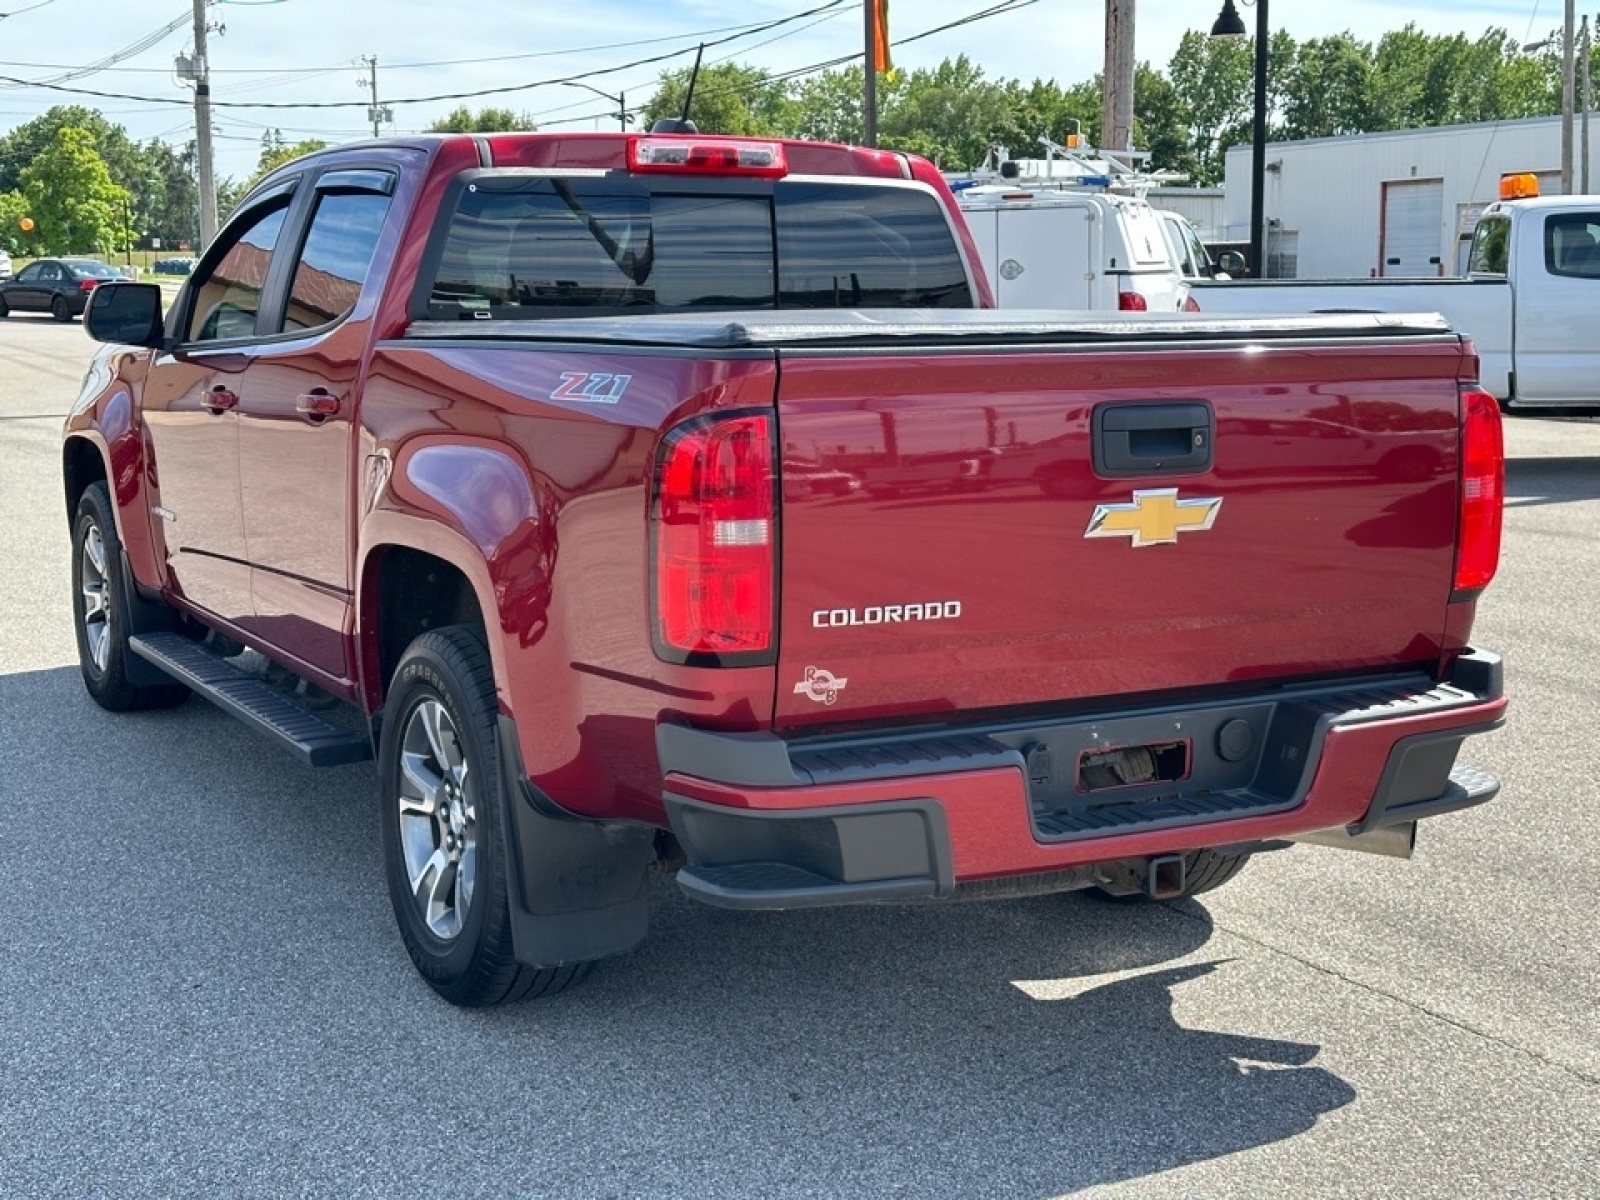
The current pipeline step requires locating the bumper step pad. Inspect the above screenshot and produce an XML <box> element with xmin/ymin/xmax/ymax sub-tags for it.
<box><xmin>129</xmin><ymin>632</ymin><xmax>371</xmax><ymax>767</ymax></box>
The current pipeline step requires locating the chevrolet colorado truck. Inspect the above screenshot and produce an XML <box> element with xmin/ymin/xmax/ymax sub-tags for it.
<box><xmin>65</xmin><ymin>131</ymin><xmax>1507</xmax><ymax>1007</ymax></box>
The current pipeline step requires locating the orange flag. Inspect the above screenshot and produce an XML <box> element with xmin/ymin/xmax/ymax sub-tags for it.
<box><xmin>872</xmin><ymin>0</ymin><xmax>891</xmax><ymax>72</ymax></box>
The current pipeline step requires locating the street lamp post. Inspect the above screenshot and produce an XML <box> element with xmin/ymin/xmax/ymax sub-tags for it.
<box><xmin>1211</xmin><ymin>0</ymin><xmax>1268</xmax><ymax>277</ymax></box>
<box><xmin>562</xmin><ymin>81</ymin><xmax>629</xmax><ymax>130</ymax></box>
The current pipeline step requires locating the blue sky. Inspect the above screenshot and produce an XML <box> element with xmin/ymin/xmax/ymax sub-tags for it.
<box><xmin>0</xmin><ymin>0</ymin><xmax>1572</xmax><ymax>180</ymax></box>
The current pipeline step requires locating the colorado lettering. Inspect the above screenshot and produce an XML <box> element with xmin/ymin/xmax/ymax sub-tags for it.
<box><xmin>811</xmin><ymin>601</ymin><xmax>963</xmax><ymax>628</ymax></box>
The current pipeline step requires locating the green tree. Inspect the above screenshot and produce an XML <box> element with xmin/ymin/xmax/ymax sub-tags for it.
<box><xmin>1132</xmin><ymin>63</ymin><xmax>1197</xmax><ymax>180</ymax></box>
<box><xmin>138</xmin><ymin>139</ymin><xmax>200</xmax><ymax>251</ymax></box>
<box><xmin>0</xmin><ymin>190</ymin><xmax>40</xmax><ymax>255</ymax></box>
<box><xmin>878</xmin><ymin>56</ymin><xmax>1019</xmax><ymax>170</ymax></box>
<box><xmin>19</xmin><ymin>126</ymin><xmax>130</xmax><ymax>254</ymax></box>
<box><xmin>1167</xmin><ymin>29</ymin><xmax>1253</xmax><ymax>185</ymax></box>
<box><xmin>253</xmin><ymin>128</ymin><xmax>330</xmax><ymax>178</ymax></box>
<box><xmin>0</xmin><ymin>105</ymin><xmax>142</xmax><ymax>197</ymax></box>
<box><xmin>789</xmin><ymin>66</ymin><xmax>865</xmax><ymax>145</ymax></box>
<box><xmin>640</xmin><ymin>62</ymin><xmax>795</xmax><ymax>136</ymax></box>
<box><xmin>1003</xmin><ymin>77</ymin><xmax>1102</xmax><ymax>155</ymax></box>
<box><xmin>427</xmin><ymin>106</ymin><xmax>538</xmax><ymax>132</ymax></box>
<box><xmin>1281</xmin><ymin>34</ymin><xmax>1375</xmax><ymax>140</ymax></box>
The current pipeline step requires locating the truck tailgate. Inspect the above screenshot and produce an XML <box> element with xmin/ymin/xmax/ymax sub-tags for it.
<box><xmin>773</xmin><ymin>331</ymin><xmax>1468</xmax><ymax>728</ymax></box>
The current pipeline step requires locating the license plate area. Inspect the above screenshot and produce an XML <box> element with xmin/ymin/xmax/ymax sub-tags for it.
<box><xmin>1077</xmin><ymin>739</ymin><xmax>1190</xmax><ymax>793</ymax></box>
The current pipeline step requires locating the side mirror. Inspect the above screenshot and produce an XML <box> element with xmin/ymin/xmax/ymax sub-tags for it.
<box><xmin>85</xmin><ymin>281</ymin><xmax>165</xmax><ymax>347</ymax></box>
<box><xmin>1216</xmin><ymin>250</ymin><xmax>1247</xmax><ymax>278</ymax></box>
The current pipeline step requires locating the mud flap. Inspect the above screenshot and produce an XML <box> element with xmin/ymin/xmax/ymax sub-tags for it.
<box><xmin>496</xmin><ymin>715</ymin><xmax>655</xmax><ymax>968</ymax></box>
<box><xmin>118</xmin><ymin>549</ymin><xmax>186</xmax><ymax>687</ymax></box>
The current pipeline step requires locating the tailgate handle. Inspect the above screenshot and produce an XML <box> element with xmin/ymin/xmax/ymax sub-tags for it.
<box><xmin>1093</xmin><ymin>402</ymin><xmax>1213</xmax><ymax>477</ymax></box>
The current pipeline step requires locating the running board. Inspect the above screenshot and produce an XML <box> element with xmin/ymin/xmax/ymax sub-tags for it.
<box><xmin>129</xmin><ymin>632</ymin><xmax>372</xmax><ymax>767</ymax></box>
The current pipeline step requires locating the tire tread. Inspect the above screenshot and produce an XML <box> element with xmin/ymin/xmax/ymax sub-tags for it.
<box><xmin>384</xmin><ymin>626</ymin><xmax>591</xmax><ymax>1007</ymax></box>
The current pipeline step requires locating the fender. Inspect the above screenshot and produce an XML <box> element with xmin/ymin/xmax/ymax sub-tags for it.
<box><xmin>358</xmin><ymin>447</ymin><xmax>651</xmax><ymax>970</ymax></box>
<box><xmin>63</xmin><ymin>370</ymin><xmax>166</xmax><ymax>597</ymax></box>
<box><xmin>62</xmin><ymin>425</ymin><xmax>179</xmax><ymax>689</ymax></box>
<box><xmin>356</xmin><ymin>437</ymin><xmax>558</xmax><ymax>714</ymax></box>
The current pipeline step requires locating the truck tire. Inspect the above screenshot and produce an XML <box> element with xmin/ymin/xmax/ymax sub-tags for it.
<box><xmin>71</xmin><ymin>481</ymin><xmax>190</xmax><ymax>712</ymax></box>
<box><xmin>378</xmin><ymin>627</ymin><xmax>592</xmax><ymax>1006</ymax></box>
<box><xmin>1177</xmin><ymin>847</ymin><xmax>1253</xmax><ymax>896</ymax></box>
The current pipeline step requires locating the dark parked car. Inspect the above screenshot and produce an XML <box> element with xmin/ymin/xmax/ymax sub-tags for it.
<box><xmin>0</xmin><ymin>257</ymin><xmax>122</xmax><ymax>321</ymax></box>
<box><xmin>151</xmin><ymin>256</ymin><xmax>198</xmax><ymax>275</ymax></box>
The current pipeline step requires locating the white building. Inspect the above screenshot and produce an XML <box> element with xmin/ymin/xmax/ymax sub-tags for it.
<box><xmin>1220</xmin><ymin>115</ymin><xmax>1600</xmax><ymax>278</ymax></box>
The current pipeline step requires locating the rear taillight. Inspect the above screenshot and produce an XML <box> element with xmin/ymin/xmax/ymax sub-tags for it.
<box><xmin>1182</xmin><ymin>294</ymin><xmax>1201</xmax><ymax>312</ymax></box>
<box><xmin>1454</xmin><ymin>386</ymin><xmax>1504</xmax><ymax>596</ymax></box>
<box><xmin>651</xmin><ymin>412</ymin><xmax>776</xmax><ymax>662</ymax></box>
<box><xmin>628</xmin><ymin>136</ymin><xmax>788</xmax><ymax>178</ymax></box>
<box><xmin>79</xmin><ymin>279</ymin><xmax>98</xmax><ymax>292</ymax></box>
<box><xmin>1117</xmin><ymin>290</ymin><xmax>1148</xmax><ymax>311</ymax></box>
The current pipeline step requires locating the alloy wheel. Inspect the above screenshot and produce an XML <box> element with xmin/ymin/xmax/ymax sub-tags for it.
<box><xmin>396</xmin><ymin>697</ymin><xmax>477</xmax><ymax>940</ymax></box>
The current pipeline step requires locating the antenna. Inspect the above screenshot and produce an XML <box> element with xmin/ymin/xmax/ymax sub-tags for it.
<box><xmin>650</xmin><ymin>43</ymin><xmax>703</xmax><ymax>134</ymax></box>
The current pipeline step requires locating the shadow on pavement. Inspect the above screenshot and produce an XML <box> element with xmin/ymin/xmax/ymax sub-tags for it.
<box><xmin>1504</xmin><ymin>456</ymin><xmax>1600</xmax><ymax>507</ymax></box>
<box><xmin>7</xmin><ymin>662</ymin><xmax>1355</xmax><ymax>1196</ymax></box>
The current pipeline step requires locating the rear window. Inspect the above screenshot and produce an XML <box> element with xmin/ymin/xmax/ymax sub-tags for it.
<box><xmin>65</xmin><ymin>261</ymin><xmax>122</xmax><ymax>279</ymax></box>
<box><xmin>420</xmin><ymin>174</ymin><xmax>972</xmax><ymax>320</ymax></box>
<box><xmin>1468</xmin><ymin>214</ymin><xmax>1510</xmax><ymax>276</ymax></box>
<box><xmin>1120</xmin><ymin>205</ymin><xmax>1175</xmax><ymax>268</ymax></box>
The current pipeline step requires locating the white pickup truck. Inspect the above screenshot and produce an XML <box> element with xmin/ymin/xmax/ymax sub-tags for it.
<box><xmin>1194</xmin><ymin>189</ymin><xmax>1600</xmax><ymax>412</ymax></box>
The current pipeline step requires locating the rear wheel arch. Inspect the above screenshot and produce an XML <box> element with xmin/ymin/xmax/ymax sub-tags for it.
<box><xmin>360</xmin><ymin>542</ymin><xmax>493</xmax><ymax>708</ymax></box>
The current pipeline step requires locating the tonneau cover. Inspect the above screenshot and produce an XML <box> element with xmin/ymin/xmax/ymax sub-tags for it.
<box><xmin>402</xmin><ymin>308</ymin><xmax>1456</xmax><ymax>350</ymax></box>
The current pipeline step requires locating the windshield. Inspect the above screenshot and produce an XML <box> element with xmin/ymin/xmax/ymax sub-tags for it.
<box><xmin>420</xmin><ymin>174</ymin><xmax>973</xmax><ymax>321</ymax></box>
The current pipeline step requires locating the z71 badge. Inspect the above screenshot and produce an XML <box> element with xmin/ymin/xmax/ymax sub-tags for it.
<box><xmin>551</xmin><ymin>372</ymin><xmax>632</xmax><ymax>403</ymax></box>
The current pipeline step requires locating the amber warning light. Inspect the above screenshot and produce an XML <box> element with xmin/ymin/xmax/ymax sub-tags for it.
<box><xmin>1499</xmin><ymin>172</ymin><xmax>1540</xmax><ymax>200</ymax></box>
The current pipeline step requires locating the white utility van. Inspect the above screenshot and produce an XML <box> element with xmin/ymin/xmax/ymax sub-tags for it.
<box><xmin>955</xmin><ymin>184</ymin><xmax>1194</xmax><ymax>312</ymax></box>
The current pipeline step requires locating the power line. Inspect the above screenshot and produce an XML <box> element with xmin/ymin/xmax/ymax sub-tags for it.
<box><xmin>0</xmin><ymin>7</ymin><xmax>848</xmax><ymax>75</ymax></box>
<box><xmin>0</xmin><ymin>0</ymin><xmax>1038</xmax><ymax>116</ymax></box>
<box><xmin>0</xmin><ymin>9</ymin><xmax>190</xmax><ymax>90</ymax></box>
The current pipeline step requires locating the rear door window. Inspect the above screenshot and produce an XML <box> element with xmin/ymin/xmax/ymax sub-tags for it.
<box><xmin>279</xmin><ymin>178</ymin><xmax>394</xmax><ymax>332</ymax></box>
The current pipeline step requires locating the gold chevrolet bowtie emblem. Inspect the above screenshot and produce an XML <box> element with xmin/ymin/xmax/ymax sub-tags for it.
<box><xmin>1085</xmin><ymin>488</ymin><xmax>1223</xmax><ymax>548</ymax></box>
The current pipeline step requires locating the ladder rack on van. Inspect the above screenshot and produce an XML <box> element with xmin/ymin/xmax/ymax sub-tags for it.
<box><xmin>946</xmin><ymin>136</ymin><xmax>1185</xmax><ymax>200</ymax></box>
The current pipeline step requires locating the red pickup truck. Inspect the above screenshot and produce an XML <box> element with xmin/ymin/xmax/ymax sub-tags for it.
<box><xmin>65</xmin><ymin>131</ymin><xmax>1506</xmax><ymax>1006</ymax></box>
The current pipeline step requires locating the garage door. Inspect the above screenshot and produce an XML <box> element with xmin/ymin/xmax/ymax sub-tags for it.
<box><xmin>1382</xmin><ymin>179</ymin><xmax>1445</xmax><ymax>277</ymax></box>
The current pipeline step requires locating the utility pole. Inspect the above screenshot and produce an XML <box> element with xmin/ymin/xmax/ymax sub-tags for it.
<box><xmin>190</xmin><ymin>0</ymin><xmax>216</xmax><ymax>245</ymax></box>
<box><xmin>1563</xmin><ymin>0</ymin><xmax>1576</xmax><ymax>193</ymax></box>
<box><xmin>361</xmin><ymin>56</ymin><xmax>392</xmax><ymax>139</ymax></box>
<box><xmin>1583</xmin><ymin>15</ymin><xmax>1592</xmax><ymax>193</ymax></box>
<box><xmin>1101</xmin><ymin>0</ymin><xmax>1136</xmax><ymax>153</ymax></box>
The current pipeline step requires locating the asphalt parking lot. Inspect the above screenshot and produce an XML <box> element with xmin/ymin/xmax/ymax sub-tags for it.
<box><xmin>1</xmin><ymin>316</ymin><xmax>1596</xmax><ymax>1197</ymax></box>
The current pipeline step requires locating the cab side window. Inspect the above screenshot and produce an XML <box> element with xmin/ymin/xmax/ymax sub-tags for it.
<box><xmin>1545</xmin><ymin>214</ymin><xmax>1600</xmax><ymax>278</ymax></box>
<box><xmin>280</xmin><ymin>178</ymin><xmax>394</xmax><ymax>333</ymax></box>
<box><xmin>186</xmin><ymin>197</ymin><xmax>292</xmax><ymax>342</ymax></box>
